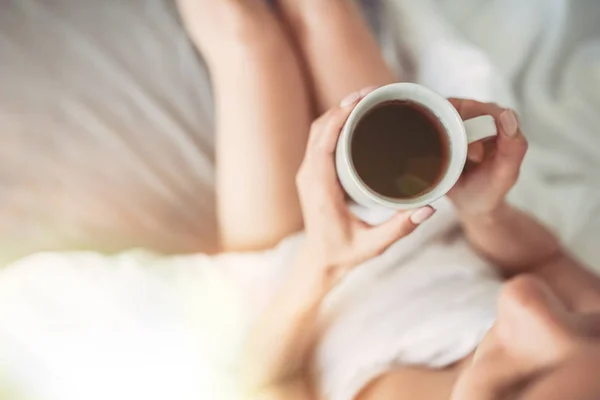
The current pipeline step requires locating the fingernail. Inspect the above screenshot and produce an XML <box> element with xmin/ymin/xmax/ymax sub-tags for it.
<box><xmin>410</xmin><ymin>206</ymin><xmax>436</xmax><ymax>225</ymax></box>
<box><xmin>500</xmin><ymin>109</ymin><xmax>519</xmax><ymax>137</ymax></box>
<box><xmin>340</xmin><ymin>91</ymin><xmax>362</xmax><ymax>107</ymax></box>
<box><xmin>360</xmin><ymin>85</ymin><xmax>378</xmax><ymax>96</ymax></box>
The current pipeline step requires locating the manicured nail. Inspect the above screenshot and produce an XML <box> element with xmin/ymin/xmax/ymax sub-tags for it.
<box><xmin>500</xmin><ymin>109</ymin><xmax>519</xmax><ymax>137</ymax></box>
<box><xmin>340</xmin><ymin>91</ymin><xmax>362</xmax><ymax>107</ymax></box>
<box><xmin>410</xmin><ymin>206</ymin><xmax>436</xmax><ymax>225</ymax></box>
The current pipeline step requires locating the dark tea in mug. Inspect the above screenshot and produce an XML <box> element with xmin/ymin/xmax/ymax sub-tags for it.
<box><xmin>350</xmin><ymin>100</ymin><xmax>450</xmax><ymax>199</ymax></box>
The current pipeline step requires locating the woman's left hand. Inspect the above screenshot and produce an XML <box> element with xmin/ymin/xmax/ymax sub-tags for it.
<box><xmin>447</xmin><ymin>99</ymin><xmax>529</xmax><ymax>219</ymax></box>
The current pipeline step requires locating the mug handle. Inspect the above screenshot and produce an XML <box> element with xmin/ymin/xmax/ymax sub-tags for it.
<box><xmin>463</xmin><ymin>115</ymin><xmax>498</xmax><ymax>144</ymax></box>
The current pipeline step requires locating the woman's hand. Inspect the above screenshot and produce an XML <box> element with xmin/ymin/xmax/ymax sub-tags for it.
<box><xmin>295</xmin><ymin>90</ymin><xmax>435</xmax><ymax>288</ymax></box>
<box><xmin>447</xmin><ymin>99</ymin><xmax>528</xmax><ymax>219</ymax></box>
<box><xmin>445</xmin><ymin>100</ymin><xmax>556</xmax><ymax>271</ymax></box>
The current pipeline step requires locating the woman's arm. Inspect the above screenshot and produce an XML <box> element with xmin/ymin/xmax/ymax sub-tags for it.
<box><xmin>461</xmin><ymin>202</ymin><xmax>560</xmax><ymax>273</ymax></box>
<box><xmin>444</xmin><ymin>99</ymin><xmax>600</xmax><ymax>312</ymax></box>
<box><xmin>240</xmin><ymin>251</ymin><xmax>329</xmax><ymax>398</ymax></box>
<box><xmin>463</xmin><ymin>205</ymin><xmax>600</xmax><ymax>312</ymax></box>
<box><xmin>240</xmin><ymin>90</ymin><xmax>435</xmax><ymax>399</ymax></box>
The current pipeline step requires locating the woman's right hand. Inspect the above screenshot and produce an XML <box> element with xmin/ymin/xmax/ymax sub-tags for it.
<box><xmin>295</xmin><ymin>89</ymin><xmax>436</xmax><ymax>288</ymax></box>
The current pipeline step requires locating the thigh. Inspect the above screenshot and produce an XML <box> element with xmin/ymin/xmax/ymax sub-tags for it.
<box><xmin>356</xmin><ymin>363</ymin><xmax>466</xmax><ymax>400</ymax></box>
<box><xmin>279</xmin><ymin>0</ymin><xmax>397</xmax><ymax>113</ymax></box>
<box><xmin>182</xmin><ymin>1</ymin><xmax>313</xmax><ymax>252</ymax></box>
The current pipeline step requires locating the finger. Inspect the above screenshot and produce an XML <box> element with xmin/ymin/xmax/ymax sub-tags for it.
<box><xmin>449</xmin><ymin>100</ymin><xmax>528</xmax><ymax>185</ymax></box>
<box><xmin>310</xmin><ymin>101</ymin><xmax>359</xmax><ymax>157</ymax></box>
<box><xmin>306</xmin><ymin>104</ymin><xmax>351</xmax><ymax>154</ymax></box>
<box><xmin>298</xmin><ymin>103</ymin><xmax>359</xmax><ymax>220</ymax></box>
<box><xmin>365</xmin><ymin>206</ymin><xmax>436</xmax><ymax>252</ymax></box>
<box><xmin>448</xmin><ymin>98</ymin><xmax>505</xmax><ymax>121</ymax></box>
<box><xmin>467</xmin><ymin>142</ymin><xmax>485</xmax><ymax>163</ymax></box>
<box><xmin>339</xmin><ymin>85</ymin><xmax>379</xmax><ymax>107</ymax></box>
<box><xmin>306</xmin><ymin>108</ymin><xmax>336</xmax><ymax>150</ymax></box>
<box><xmin>493</xmin><ymin>110</ymin><xmax>528</xmax><ymax>184</ymax></box>
<box><xmin>496</xmin><ymin>109</ymin><xmax>528</xmax><ymax>157</ymax></box>
<box><xmin>449</xmin><ymin>98</ymin><xmax>520</xmax><ymax>156</ymax></box>
<box><xmin>307</xmin><ymin>86</ymin><xmax>378</xmax><ymax>152</ymax></box>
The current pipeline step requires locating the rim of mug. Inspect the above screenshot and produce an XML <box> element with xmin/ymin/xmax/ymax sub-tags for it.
<box><xmin>340</xmin><ymin>83</ymin><xmax>469</xmax><ymax>209</ymax></box>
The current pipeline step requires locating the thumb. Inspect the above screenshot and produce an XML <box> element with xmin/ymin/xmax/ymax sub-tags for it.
<box><xmin>367</xmin><ymin>206</ymin><xmax>436</xmax><ymax>251</ymax></box>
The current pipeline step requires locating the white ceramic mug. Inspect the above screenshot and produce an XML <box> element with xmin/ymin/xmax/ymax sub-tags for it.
<box><xmin>336</xmin><ymin>83</ymin><xmax>498</xmax><ymax>210</ymax></box>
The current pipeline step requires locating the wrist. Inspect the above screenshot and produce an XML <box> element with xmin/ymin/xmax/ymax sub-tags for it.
<box><xmin>459</xmin><ymin>201</ymin><xmax>512</xmax><ymax>227</ymax></box>
<box><xmin>460</xmin><ymin>201</ymin><xmax>563</xmax><ymax>271</ymax></box>
<box><xmin>291</xmin><ymin>245</ymin><xmax>337</xmax><ymax>297</ymax></box>
<box><xmin>293</xmin><ymin>241</ymin><xmax>348</xmax><ymax>295</ymax></box>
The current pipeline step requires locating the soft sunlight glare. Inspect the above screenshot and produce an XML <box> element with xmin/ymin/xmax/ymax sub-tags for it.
<box><xmin>0</xmin><ymin>251</ymin><xmax>251</xmax><ymax>400</ymax></box>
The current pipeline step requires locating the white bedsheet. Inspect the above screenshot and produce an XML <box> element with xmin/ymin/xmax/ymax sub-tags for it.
<box><xmin>390</xmin><ymin>0</ymin><xmax>600</xmax><ymax>267</ymax></box>
<box><xmin>1</xmin><ymin>0</ymin><xmax>599</xmax><ymax>399</ymax></box>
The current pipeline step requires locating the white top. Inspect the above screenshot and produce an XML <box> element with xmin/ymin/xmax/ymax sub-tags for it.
<box><xmin>0</xmin><ymin>199</ymin><xmax>503</xmax><ymax>400</ymax></box>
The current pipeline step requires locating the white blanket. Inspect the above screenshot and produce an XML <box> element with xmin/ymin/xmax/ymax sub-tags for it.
<box><xmin>1</xmin><ymin>0</ymin><xmax>599</xmax><ymax>399</ymax></box>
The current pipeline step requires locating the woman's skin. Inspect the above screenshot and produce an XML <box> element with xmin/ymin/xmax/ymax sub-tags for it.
<box><xmin>275</xmin><ymin>0</ymin><xmax>397</xmax><ymax>113</ymax></box>
<box><xmin>177</xmin><ymin>0</ymin><xmax>312</xmax><ymax>252</ymax></box>
<box><xmin>175</xmin><ymin>1</ymin><xmax>600</xmax><ymax>399</ymax></box>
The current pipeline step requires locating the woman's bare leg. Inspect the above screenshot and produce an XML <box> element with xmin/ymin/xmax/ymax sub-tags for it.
<box><xmin>177</xmin><ymin>0</ymin><xmax>312</xmax><ymax>252</ymax></box>
<box><xmin>278</xmin><ymin>0</ymin><xmax>397</xmax><ymax>113</ymax></box>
